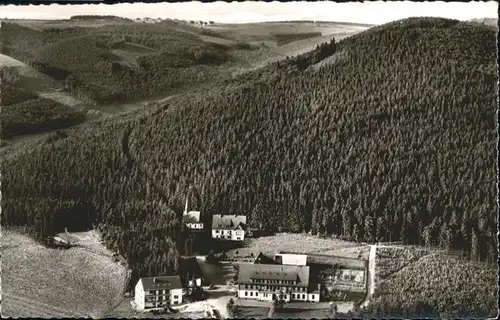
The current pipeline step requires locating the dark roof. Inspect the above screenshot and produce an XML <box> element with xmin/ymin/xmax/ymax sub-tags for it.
<box><xmin>212</xmin><ymin>214</ymin><xmax>247</xmax><ymax>229</ymax></box>
<box><xmin>254</xmin><ymin>252</ymin><xmax>280</xmax><ymax>265</ymax></box>
<box><xmin>238</xmin><ymin>263</ymin><xmax>310</xmax><ymax>287</ymax></box>
<box><xmin>179</xmin><ymin>257</ymin><xmax>203</xmax><ymax>285</ymax></box>
<box><xmin>138</xmin><ymin>275</ymin><xmax>183</xmax><ymax>290</ymax></box>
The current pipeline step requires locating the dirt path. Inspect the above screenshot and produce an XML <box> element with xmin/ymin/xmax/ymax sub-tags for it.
<box><xmin>360</xmin><ymin>244</ymin><xmax>377</xmax><ymax>308</ymax></box>
<box><xmin>207</xmin><ymin>295</ymin><xmax>231</xmax><ymax>318</ymax></box>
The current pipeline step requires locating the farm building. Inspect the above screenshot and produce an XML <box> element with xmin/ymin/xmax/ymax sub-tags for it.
<box><xmin>211</xmin><ymin>214</ymin><xmax>247</xmax><ymax>241</ymax></box>
<box><xmin>134</xmin><ymin>276</ymin><xmax>183</xmax><ymax>311</ymax></box>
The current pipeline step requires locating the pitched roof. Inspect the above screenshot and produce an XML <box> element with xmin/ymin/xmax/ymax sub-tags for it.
<box><xmin>254</xmin><ymin>252</ymin><xmax>280</xmax><ymax>265</ymax></box>
<box><xmin>238</xmin><ymin>263</ymin><xmax>310</xmax><ymax>287</ymax></box>
<box><xmin>179</xmin><ymin>257</ymin><xmax>203</xmax><ymax>286</ymax></box>
<box><xmin>212</xmin><ymin>214</ymin><xmax>247</xmax><ymax>229</ymax></box>
<box><xmin>138</xmin><ymin>275</ymin><xmax>183</xmax><ymax>290</ymax></box>
<box><xmin>183</xmin><ymin>211</ymin><xmax>201</xmax><ymax>223</ymax></box>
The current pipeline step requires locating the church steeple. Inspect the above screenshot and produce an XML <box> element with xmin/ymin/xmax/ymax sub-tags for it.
<box><xmin>184</xmin><ymin>195</ymin><xmax>189</xmax><ymax>216</ymax></box>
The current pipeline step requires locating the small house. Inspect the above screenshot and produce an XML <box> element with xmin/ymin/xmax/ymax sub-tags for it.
<box><xmin>211</xmin><ymin>214</ymin><xmax>247</xmax><ymax>241</ymax></box>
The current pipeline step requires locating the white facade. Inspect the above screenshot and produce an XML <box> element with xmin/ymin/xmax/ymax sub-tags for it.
<box><xmin>134</xmin><ymin>281</ymin><xmax>145</xmax><ymax>310</ymax></box>
<box><xmin>188</xmin><ymin>278</ymin><xmax>202</xmax><ymax>287</ymax></box>
<box><xmin>274</xmin><ymin>253</ymin><xmax>307</xmax><ymax>266</ymax></box>
<box><xmin>237</xmin><ymin>289</ymin><xmax>319</xmax><ymax>302</ymax></box>
<box><xmin>212</xmin><ymin>228</ymin><xmax>245</xmax><ymax>241</ymax></box>
<box><xmin>238</xmin><ymin>290</ymin><xmax>287</xmax><ymax>301</ymax></box>
<box><xmin>134</xmin><ymin>279</ymin><xmax>183</xmax><ymax>311</ymax></box>
<box><xmin>186</xmin><ymin>222</ymin><xmax>204</xmax><ymax>230</ymax></box>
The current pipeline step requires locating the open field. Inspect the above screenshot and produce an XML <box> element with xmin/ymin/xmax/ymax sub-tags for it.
<box><xmin>1</xmin><ymin>230</ymin><xmax>128</xmax><ymax>318</ymax></box>
<box><xmin>320</xmin><ymin>245</ymin><xmax>370</xmax><ymax>260</ymax></box>
<box><xmin>0</xmin><ymin>54</ymin><xmax>83</xmax><ymax>107</ymax></box>
<box><xmin>234</xmin><ymin>298</ymin><xmax>352</xmax><ymax>319</ymax></box>
<box><xmin>198</xmin><ymin>21</ymin><xmax>370</xmax><ymax>71</ymax></box>
<box><xmin>204</xmin><ymin>21</ymin><xmax>370</xmax><ymax>43</ymax></box>
<box><xmin>226</xmin><ymin>233</ymin><xmax>365</xmax><ymax>258</ymax></box>
<box><xmin>232</xmin><ymin>304</ymin><xmax>269</xmax><ymax>319</ymax></box>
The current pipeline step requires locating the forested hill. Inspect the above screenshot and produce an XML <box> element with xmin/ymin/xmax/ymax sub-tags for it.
<box><xmin>132</xmin><ymin>17</ymin><xmax>498</xmax><ymax>260</ymax></box>
<box><xmin>1</xmin><ymin>17</ymin><xmax>498</xmax><ymax>315</ymax></box>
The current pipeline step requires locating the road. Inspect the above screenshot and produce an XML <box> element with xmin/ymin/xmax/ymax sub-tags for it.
<box><xmin>175</xmin><ymin>287</ymin><xmax>233</xmax><ymax>319</ymax></box>
<box><xmin>360</xmin><ymin>244</ymin><xmax>377</xmax><ymax>309</ymax></box>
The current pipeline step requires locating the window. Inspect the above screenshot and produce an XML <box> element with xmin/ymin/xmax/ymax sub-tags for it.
<box><xmin>250</xmin><ymin>292</ymin><xmax>253</xmax><ymax>296</ymax></box>
<box><xmin>311</xmin><ymin>295</ymin><xmax>315</xmax><ymax>300</ymax></box>
<box><xmin>292</xmin><ymin>294</ymin><xmax>295</xmax><ymax>299</ymax></box>
<box><xmin>174</xmin><ymin>295</ymin><xmax>179</xmax><ymax>299</ymax></box>
<box><xmin>245</xmin><ymin>292</ymin><xmax>247</xmax><ymax>296</ymax></box>
<box><xmin>302</xmin><ymin>294</ymin><xmax>306</xmax><ymax>299</ymax></box>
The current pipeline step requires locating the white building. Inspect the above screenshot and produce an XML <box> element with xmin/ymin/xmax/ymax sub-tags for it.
<box><xmin>134</xmin><ymin>276</ymin><xmax>183</xmax><ymax>311</ymax></box>
<box><xmin>211</xmin><ymin>214</ymin><xmax>247</xmax><ymax>241</ymax></box>
<box><xmin>274</xmin><ymin>253</ymin><xmax>308</xmax><ymax>266</ymax></box>
<box><xmin>237</xmin><ymin>263</ymin><xmax>320</xmax><ymax>303</ymax></box>
<box><xmin>183</xmin><ymin>197</ymin><xmax>203</xmax><ymax>230</ymax></box>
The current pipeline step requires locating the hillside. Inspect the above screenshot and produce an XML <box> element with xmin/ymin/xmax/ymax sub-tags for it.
<box><xmin>363</xmin><ymin>247</ymin><xmax>497</xmax><ymax>318</ymax></box>
<box><xmin>1</xmin><ymin>17</ymin><xmax>497</xmax><ymax>317</ymax></box>
<box><xmin>0</xmin><ymin>19</ymin><xmax>367</xmax><ymax>106</ymax></box>
<box><xmin>1</xmin><ymin>230</ymin><xmax>128</xmax><ymax>318</ymax></box>
<box><xmin>0</xmin><ymin>55</ymin><xmax>86</xmax><ymax>138</ymax></box>
<box><xmin>0</xmin><ymin>18</ymin><xmax>367</xmax><ymax>139</ymax></box>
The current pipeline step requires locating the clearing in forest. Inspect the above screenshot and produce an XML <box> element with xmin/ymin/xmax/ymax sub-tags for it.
<box><xmin>1</xmin><ymin>230</ymin><xmax>128</xmax><ymax>318</ymax></box>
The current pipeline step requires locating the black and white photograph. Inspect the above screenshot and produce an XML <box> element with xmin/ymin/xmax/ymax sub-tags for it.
<box><xmin>0</xmin><ymin>1</ymin><xmax>498</xmax><ymax>318</ymax></box>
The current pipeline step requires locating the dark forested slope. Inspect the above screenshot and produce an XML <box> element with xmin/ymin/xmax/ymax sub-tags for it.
<box><xmin>132</xmin><ymin>17</ymin><xmax>498</xmax><ymax>261</ymax></box>
<box><xmin>1</xmin><ymin>18</ymin><xmax>497</xmax><ymax>313</ymax></box>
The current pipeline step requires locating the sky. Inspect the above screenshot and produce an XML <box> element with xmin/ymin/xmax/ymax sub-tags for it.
<box><xmin>0</xmin><ymin>1</ymin><xmax>497</xmax><ymax>25</ymax></box>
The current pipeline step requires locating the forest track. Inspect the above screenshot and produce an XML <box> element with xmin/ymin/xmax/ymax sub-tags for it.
<box><xmin>360</xmin><ymin>244</ymin><xmax>377</xmax><ymax>309</ymax></box>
